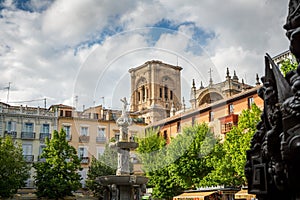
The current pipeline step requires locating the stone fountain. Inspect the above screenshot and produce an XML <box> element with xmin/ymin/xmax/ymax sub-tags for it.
<box><xmin>99</xmin><ymin>97</ymin><xmax>148</xmax><ymax>200</ymax></box>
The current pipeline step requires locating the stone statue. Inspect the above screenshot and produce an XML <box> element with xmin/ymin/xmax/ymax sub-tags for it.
<box><xmin>120</xmin><ymin>97</ymin><xmax>129</xmax><ymax>117</ymax></box>
<box><xmin>245</xmin><ymin>1</ymin><xmax>300</xmax><ymax>199</ymax></box>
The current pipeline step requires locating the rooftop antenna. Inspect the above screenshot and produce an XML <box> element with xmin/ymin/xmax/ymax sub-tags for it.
<box><xmin>44</xmin><ymin>98</ymin><xmax>47</xmax><ymax>109</ymax></box>
<box><xmin>208</xmin><ymin>68</ymin><xmax>213</xmax><ymax>85</ymax></box>
<box><xmin>74</xmin><ymin>95</ymin><xmax>78</xmax><ymax>108</ymax></box>
<box><xmin>101</xmin><ymin>96</ymin><xmax>105</xmax><ymax>107</ymax></box>
<box><xmin>6</xmin><ymin>82</ymin><xmax>11</xmax><ymax>103</ymax></box>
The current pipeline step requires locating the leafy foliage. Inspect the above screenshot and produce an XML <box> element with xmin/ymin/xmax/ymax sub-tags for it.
<box><xmin>200</xmin><ymin>104</ymin><xmax>262</xmax><ymax>187</ymax></box>
<box><xmin>167</xmin><ymin>124</ymin><xmax>219</xmax><ymax>189</ymax></box>
<box><xmin>280</xmin><ymin>58</ymin><xmax>298</xmax><ymax>76</ymax></box>
<box><xmin>86</xmin><ymin>144</ymin><xmax>117</xmax><ymax>198</ymax></box>
<box><xmin>137</xmin><ymin>125</ymin><xmax>219</xmax><ymax>199</ymax></box>
<box><xmin>34</xmin><ymin>129</ymin><xmax>82</xmax><ymax>199</ymax></box>
<box><xmin>0</xmin><ymin>136</ymin><xmax>29</xmax><ymax>198</ymax></box>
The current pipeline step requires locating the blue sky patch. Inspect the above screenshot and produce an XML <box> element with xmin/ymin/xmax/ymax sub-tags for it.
<box><xmin>11</xmin><ymin>0</ymin><xmax>53</xmax><ymax>13</ymax></box>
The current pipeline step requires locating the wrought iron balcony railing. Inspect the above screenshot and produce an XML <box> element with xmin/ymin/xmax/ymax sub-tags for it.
<box><xmin>96</xmin><ymin>136</ymin><xmax>106</xmax><ymax>143</ymax></box>
<box><xmin>80</xmin><ymin>157</ymin><xmax>89</xmax><ymax>164</ymax></box>
<box><xmin>39</xmin><ymin>132</ymin><xmax>51</xmax><ymax>141</ymax></box>
<box><xmin>37</xmin><ymin>156</ymin><xmax>46</xmax><ymax>162</ymax></box>
<box><xmin>21</xmin><ymin>132</ymin><xmax>36</xmax><ymax>139</ymax></box>
<box><xmin>79</xmin><ymin>135</ymin><xmax>90</xmax><ymax>143</ymax></box>
<box><xmin>23</xmin><ymin>155</ymin><xmax>34</xmax><ymax>162</ymax></box>
<box><xmin>4</xmin><ymin>131</ymin><xmax>17</xmax><ymax>138</ymax></box>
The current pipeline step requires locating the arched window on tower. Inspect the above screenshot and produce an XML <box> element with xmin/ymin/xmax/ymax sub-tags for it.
<box><xmin>170</xmin><ymin>90</ymin><xmax>173</xmax><ymax>100</ymax></box>
<box><xmin>142</xmin><ymin>85</ymin><xmax>145</xmax><ymax>101</ymax></box>
<box><xmin>164</xmin><ymin>85</ymin><xmax>168</xmax><ymax>100</ymax></box>
<box><xmin>159</xmin><ymin>87</ymin><xmax>163</xmax><ymax>98</ymax></box>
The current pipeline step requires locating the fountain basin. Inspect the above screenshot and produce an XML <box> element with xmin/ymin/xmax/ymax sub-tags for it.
<box><xmin>99</xmin><ymin>175</ymin><xmax>148</xmax><ymax>186</ymax></box>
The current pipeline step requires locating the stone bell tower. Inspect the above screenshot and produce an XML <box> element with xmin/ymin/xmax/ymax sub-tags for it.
<box><xmin>129</xmin><ymin>60</ymin><xmax>182</xmax><ymax>124</ymax></box>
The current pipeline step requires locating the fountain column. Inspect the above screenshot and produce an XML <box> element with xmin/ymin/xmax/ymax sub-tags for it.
<box><xmin>99</xmin><ymin>97</ymin><xmax>148</xmax><ymax>200</ymax></box>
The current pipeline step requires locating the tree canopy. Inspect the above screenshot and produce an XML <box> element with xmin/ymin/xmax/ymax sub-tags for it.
<box><xmin>137</xmin><ymin>105</ymin><xmax>262</xmax><ymax>199</ymax></box>
<box><xmin>34</xmin><ymin>129</ymin><xmax>82</xmax><ymax>199</ymax></box>
<box><xmin>0</xmin><ymin>136</ymin><xmax>29</xmax><ymax>198</ymax></box>
<box><xmin>137</xmin><ymin>124</ymin><xmax>220</xmax><ymax>199</ymax></box>
<box><xmin>86</xmin><ymin>144</ymin><xmax>117</xmax><ymax>199</ymax></box>
<box><xmin>280</xmin><ymin>58</ymin><xmax>298</xmax><ymax>76</ymax></box>
<box><xmin>200</xmin><ymin>104</ymin><xmax>262</xmax><ymax>187</ymax></box>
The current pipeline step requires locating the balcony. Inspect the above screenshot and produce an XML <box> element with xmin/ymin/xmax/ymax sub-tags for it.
<box><xmin>219</xmin><ymin>114</ymin><xmax>239</xmax><ymax>134</ymax></box>
<box><xmin>79</xmin><ymin>135</ymin><xmax>90</xmax><ymax>143</ymax></box>
<box><xmin>21</xmin><ymin>132</ymin><xmax>36</xmax><ymax>139</ymax></box>
<box><xmin>40</xmin><ymin>132</ymin><xmax>51</xmax><ymax>141</ymax></box>
<box><xmin>37</xmin><ymin>156</ymin><xmax>46</xmax><ymax>162</ymax></box>
<box><xmin>23</xmin><ymin>155</ymin><xmax>34</xmax><ymax>162</ymax></box>
<box><xmin>96</xmin><ymin>136</ymin><xmax>106</xmax><ymax>143</ymax></box>
<box><xmin>4</xmin><ymin>131</ymin><xmax>17</xmax><ymax>138</ymax></box>
<box><xmin>80</xmin><ymin>157</ymin><xmax>89</xmax><ymax>164</ymax></box>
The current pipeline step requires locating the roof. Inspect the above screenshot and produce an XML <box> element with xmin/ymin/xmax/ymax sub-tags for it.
<box><xmin>173</xmin><ymin>191</ymin><xmax>216</xmax><ymax>200</ymax></box>
<box><xmin>148</xmin><ymin>86</ymin><xmax>261</xmax><ymax>128</ymax></box>
<box><xmin>235</xmin><ymin>189</ymin><xmax>256</xmax><ymax>199</ymax></box>
<box><xmin>128</xmin><ymin>60</ymin><xmax>182</xmax><ymax>73</ymax></box>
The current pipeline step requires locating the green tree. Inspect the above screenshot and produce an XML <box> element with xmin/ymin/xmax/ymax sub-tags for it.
<box><xmin>137</xmin><ymin>125</ymin><xmax>220</xmax><ymax>199</ymax></box>
<box><xmin>200</xmin><ymin>104</ymin><xmax>262</xmax><ymax>187</ymax></box>
<box><xmin>34</xmin><ymin>129</ymin><xmax>82</xmax><ymax>199</ymax></box>
<box><xmin>136</xmin><ymin>128</ymin><xmax>180</xmax><ymax>199</ymax></box>
<box><xmin>167</xmin><ymin>123</ymin><xmax>219</xmax><ymax>189</ymax></box>
<box><xmin>86</xmin><ymin>144</ymin><xmax>117</xmax><ymax>198</ymax></box>
<box><xmin>0</xmin><ymin>136</ymin><xmax>29</xmax><ymax>198</ymax></box>
<box><xmin>280</xmin><ymin>58</ymin><xmax>298</xmax><ymax>76</ymax></box>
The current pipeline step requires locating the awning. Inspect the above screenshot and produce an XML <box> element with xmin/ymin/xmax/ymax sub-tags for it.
<box><xmin>235</xmin><ymin>189</ymin><xmax>256</xmax><ymax>199</ymax></box>
<box><xmin>173</xmin><ymin>191</ymin><xmax>216</xmax><ymax>200</ymax></box>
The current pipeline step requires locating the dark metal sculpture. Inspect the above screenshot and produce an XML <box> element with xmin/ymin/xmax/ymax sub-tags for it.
<box><xmin>245</xmin><ymin>0</ymin><xmax>300</xmax><ymax>199</ymax></box>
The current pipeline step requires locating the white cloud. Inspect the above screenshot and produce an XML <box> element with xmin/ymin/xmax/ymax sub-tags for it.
<box><xmin>0</xmin><ymin>0</ymin><xmax>292</xmax><ymax>109</ymax></box>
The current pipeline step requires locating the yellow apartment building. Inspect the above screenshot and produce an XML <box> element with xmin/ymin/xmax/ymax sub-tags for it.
<box><xmin>50</xmin><ymin>104</ymin><xmax>146</xmax><ymax>185</ymax></box>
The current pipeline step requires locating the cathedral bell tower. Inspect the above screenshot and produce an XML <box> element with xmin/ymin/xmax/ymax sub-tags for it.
<box><xmin>129</xmin><ymin>60</ymin><xmax>182</xmax><ymax>124</ymax></box>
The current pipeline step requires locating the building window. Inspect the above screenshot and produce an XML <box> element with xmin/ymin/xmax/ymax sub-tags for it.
<box><xmin>177</xmin><ymin>121</ymin><xmax>181</xmax><ymax>133</ymax></box>
<box><xmin>22</xmin><ymin>144</ymin><xmax>32</xmax><ymax>155</ymax></box>
<box><xmin>142</xmin><ymin>85</ymin><xmax>146</xmax><ymax>101</ymax></box>
<box><xmin>138</xmin><ymin>91</ymin><xmax>140</xmax><ymax>101</ymax></box>
<box><xmin>97</xmin><ymin>147</ymin><xmax>105</xmax><ymax>159</ymax></box>
<box><xmin>96</xmin><ymin>127</ymin><xmax>106</xmax><ymax>143</ymax></box>
<box><xmin>170</xmin><ymin>90</ymin><xmax>173</xmax><ymax>100</ymax></box>
<box><xmin>98</xmin><ymin>127</ymin><xmax>106</xmax><ymax>138</ymax></box>
<box><xmin>159</xmin><ymin>87</ymin><xmax>163</xmax><ymax>98</ymax></box>
<box><xmin>22</xmin><ymin>143</ymin><xmax>33</xmax><ymax>162</ymax></box>
<box><xmin>163</xmin><ymin>130</ymin><xmax>168</xmax><ymax>140</ymax></box>
<box><xmin>80</xmin><ymin>126</ymin><xmax>89</xmax><ymax>136</ymax></box>
<box><xmin>228</xmin><ymin>104</ymin><xmax>234</xmax><ymax>114</ymax></box>
<box><xmin>24</xmin><ymin>122</ymin><xmax>34</xmax><ymax>133</ymax></box>
<box><xmin>209</xmin><ymin>111</ymin><xmax>214</xmax><ymax>122</ymax></box>
<box><xmin>78</xmin><ymin>146</ymin><xmax>88</xmax><ymax>158</ymax></box>
<box><xmin>6</xmin><ymin>121</ymin><xmax>16</xmax><ymax>132</ymax></box>
<box><xmin>146</xmin><ymin>88</ymin><xmax>149</xmax><ymax>99</ymax></box>
<box><xmin>39</xmin><ymin>144</ymin><xmax>46</xmax><ymax>155</ymax></box>
<box><xmin>63</xmin><ymin>125</ymin><xmax>71</xmax><ymax>141</ymax></box>
<box><xmin>93</xmin><ymin>113</ymin><xmax>99</xmax><ymax>119</ymax></box>
<box><xmin>60</xmin><ymin>110</ymin><xmax>63</xmax><ymax>116</ymax></box>
<box><xmin>248</xmin><ymin>97</ymin><xmax>254</xmax><ymax>108</ymax></box>
<box><xmin>164</xmin><ymin>86</ymin><xmax>168</xmax><ymax>99</ymax></box>
<box><xmin>65</xmin><ymin>111</ymin><xmax>72</xmax><ymax>117</ymax></box>
<box><xmin>41</xmin><ymin>124</ymin><xmax>50</xmax><ymax>133</ymax></box>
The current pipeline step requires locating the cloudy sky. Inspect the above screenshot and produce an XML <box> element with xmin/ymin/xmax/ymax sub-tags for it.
<box><xmin>0</xmin><ymin>0</ymin><xmax>291</xmax><ymax>110</ymax></box>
